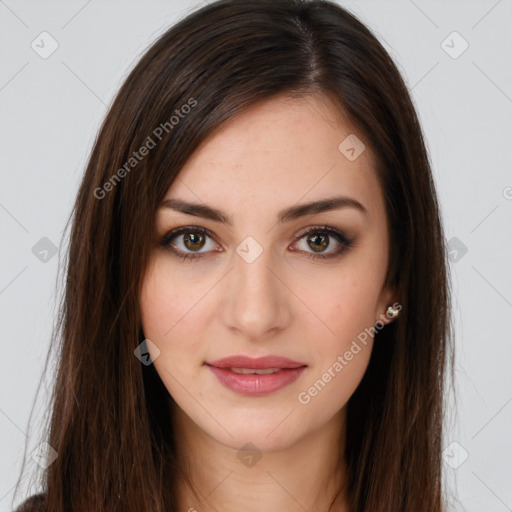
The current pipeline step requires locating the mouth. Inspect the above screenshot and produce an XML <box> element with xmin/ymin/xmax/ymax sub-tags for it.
<box><xmin>205</xmin><ymin>355</ymin><xmax>307</xmax><ymax>395</ymax></box>
<box><xmin>207</xmin><ymin>355</ymin><xmax>306</xmax><ymax>369</ymax></box>
<box><xmin>225</xmin><ymin>367</ymin><xmax>283</xmax><ymax>375</ymax></box>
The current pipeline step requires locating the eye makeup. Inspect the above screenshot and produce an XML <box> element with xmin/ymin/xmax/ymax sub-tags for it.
<box><xmin>159</xmin><ymin>224</ymin><xmax>357</xmax><ymax>262</ymax></box>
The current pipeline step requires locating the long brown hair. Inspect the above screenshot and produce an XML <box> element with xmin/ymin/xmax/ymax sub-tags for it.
<box><xmin>14</xmin><ymin>1</ymin><xmax>454</xmax><ymax>510</ymax></box>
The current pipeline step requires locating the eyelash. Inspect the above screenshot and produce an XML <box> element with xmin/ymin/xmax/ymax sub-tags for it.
<box><xmin>159</xmin><ymin>225</ymin><xmax>355</xmax><ymax>262</ymax></box>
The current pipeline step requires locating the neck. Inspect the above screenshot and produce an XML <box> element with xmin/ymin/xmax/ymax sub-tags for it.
<box><xmin>172</xmin><ymin>406</ymin><xmax>350</xmax><ymax>512</ymax></box>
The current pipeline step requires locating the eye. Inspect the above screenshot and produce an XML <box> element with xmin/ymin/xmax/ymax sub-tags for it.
<box><xmin>291</xmin><ymin>226</ymin><xmax>355</xmax><ymax>260</ymax></box>
<box><xmin>159</xmin><ymin>226</ymin><xmax>219</xmax><ymax>261</ymax></box>
<box><xmin>159</xmin><ymin>225</ymin><xmax>355</xmax><ymax>262</ymax></box>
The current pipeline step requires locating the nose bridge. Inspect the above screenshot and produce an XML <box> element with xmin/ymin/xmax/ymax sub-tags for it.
<box><xmin>224</xmin><ymin>237</ymin><xmax>289</xmax><ymax>339</ymax></box>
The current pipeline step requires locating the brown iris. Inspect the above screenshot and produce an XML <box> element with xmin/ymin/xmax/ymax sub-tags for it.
<box><xmin>183</xmin><ymin>232</ymin><xmax>205</xmax><ymax>251</ymax></box>
<box><xmin>307</xmin><ymin>232</ymin><xmax>329</xmax><ymax>253</ymax></box>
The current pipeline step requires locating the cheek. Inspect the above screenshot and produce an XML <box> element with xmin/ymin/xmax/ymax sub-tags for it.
<box><xmin>140</xmin><ymin>257</ymin><xmax>209</xmax><ymax>339</ymax></box>
<box><xmin>139</xmin><ymin>259</ymin><xmax>206</xmax><ymax>369</ymax></box>
<box><xmin>305</xmin><ymin>263</ymin><xmax>383</xmax><ymax>340</ymax></box>
<box><xmin>295</xmin><ymin>263</ymin><xmax>382</xmax><ymax>393</ymax></box>
<box><xmin>295</xmin><ymin>280</ymin><xmax>377</xmax><ymax>414</ymax></box>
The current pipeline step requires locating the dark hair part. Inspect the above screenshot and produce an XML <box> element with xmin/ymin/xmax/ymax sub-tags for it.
<box><xmin>14</xmin><ymin>1</ymin><xmax>454</xmax><ymax>511</ymax></box>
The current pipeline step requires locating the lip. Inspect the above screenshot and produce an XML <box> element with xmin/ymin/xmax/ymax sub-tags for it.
<box><xmin>208</xmin><ymin>355</ymin><xmax>306</xmax><ymax>369</ymax></box>
<box><xmin>206</xmin><ymin>355</ymin><xmax>307</xmax><ymax>396</ymax></box>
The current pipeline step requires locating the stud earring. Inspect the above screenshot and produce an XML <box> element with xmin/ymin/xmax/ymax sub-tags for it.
<box><xmin>386</xmin><ymin>305</ymin><xmax>400</xmax><ymax>318</ymax></box>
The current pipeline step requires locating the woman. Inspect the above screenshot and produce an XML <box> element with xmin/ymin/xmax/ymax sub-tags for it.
<box><xmin>14</xmin><ymin>0</ymin><xmax>454</xmax><ymax>510</ymax></box>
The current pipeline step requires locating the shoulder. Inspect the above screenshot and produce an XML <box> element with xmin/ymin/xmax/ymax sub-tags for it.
<box><xmin>14</xmin><ymin>493</ymin><xmax>47</xmax><ymax>512</ymax></box>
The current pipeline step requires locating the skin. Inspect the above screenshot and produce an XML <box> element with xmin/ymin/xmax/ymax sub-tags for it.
<box><xmin>139</xmin><ymin>92</ymin><xmax>398</xmax><ymax>512</ymax></box>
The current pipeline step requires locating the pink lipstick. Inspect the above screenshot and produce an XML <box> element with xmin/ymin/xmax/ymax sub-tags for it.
<box><xmin>206</xmin><ymin>355</ymin><xmax>307</xmax><ymax>396</ymax></box>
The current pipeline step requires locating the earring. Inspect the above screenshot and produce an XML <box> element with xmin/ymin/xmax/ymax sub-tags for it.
<box><xmin>386</xmin><ymin>305</ymin><xmax>400</xmax><ymax>318</ymax></box>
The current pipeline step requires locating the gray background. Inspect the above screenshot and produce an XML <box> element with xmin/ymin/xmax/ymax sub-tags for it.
<box><xmin>1</xmin><ymin>0</ymin><xmax>511</xmax><ymax>510</ymax></box>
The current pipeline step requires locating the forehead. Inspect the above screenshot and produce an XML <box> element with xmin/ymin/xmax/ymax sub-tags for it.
<box><xmin>165</xmin><ymin>93</ymin><xmax>385</xmax><ymax>221</ymax></box>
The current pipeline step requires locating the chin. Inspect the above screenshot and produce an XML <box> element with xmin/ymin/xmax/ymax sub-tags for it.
<box><xmin>220</xmin><ymin>426</ymin><xmax>302</xmax><ymax>454</ymax></box>
<box><xmin>201</xmin><ymin>406</ymin><xmax>312</xmax><ymax>452</ymax></box>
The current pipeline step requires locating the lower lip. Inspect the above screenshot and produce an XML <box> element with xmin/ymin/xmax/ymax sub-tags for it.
<box><xmin>207</xmin><ymin>365</ymin><xmax>306</xmax><ymax>395</ymax></box>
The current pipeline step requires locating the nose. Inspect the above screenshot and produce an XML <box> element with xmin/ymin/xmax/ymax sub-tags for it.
<box><xmin>221</xmin><ymin>243</ymin><xmax>291</xmax><ymax>342</ymax></box>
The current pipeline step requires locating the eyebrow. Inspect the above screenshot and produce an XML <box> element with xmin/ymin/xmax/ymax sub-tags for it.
<box><xmin>159</xmin><ymin>195</ymin><xmax>368</xmax><ymax>225</ymax></box>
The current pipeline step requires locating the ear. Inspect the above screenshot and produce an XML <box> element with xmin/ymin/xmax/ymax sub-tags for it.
<box><xmin>375</xmin><ymin>283</ymin><xmax>400</xmax><ymax>327</ymax></box>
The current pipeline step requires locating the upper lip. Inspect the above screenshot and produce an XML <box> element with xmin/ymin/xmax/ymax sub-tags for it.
<box><xmin>207</xmin><ymin>355</ymin><xmax>307</xmax><ymax>369</ymax></box>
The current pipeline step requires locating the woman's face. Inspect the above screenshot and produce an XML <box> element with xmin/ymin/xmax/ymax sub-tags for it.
<box><xmin>139</xmin><ymin>93</ymin><xmax>395</xmax><ymax>452</ymax></box>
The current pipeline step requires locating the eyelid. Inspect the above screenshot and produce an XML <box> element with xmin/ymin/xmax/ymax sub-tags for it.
<box><xmin>159</xmin><ymin>225</ymin><xmax>215</xmax><ymax>246</ymax></box>
<box><xmin>293</xmin><ymin>224</ymin><xmax>350</xmax><ymax>243</ymax></box>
